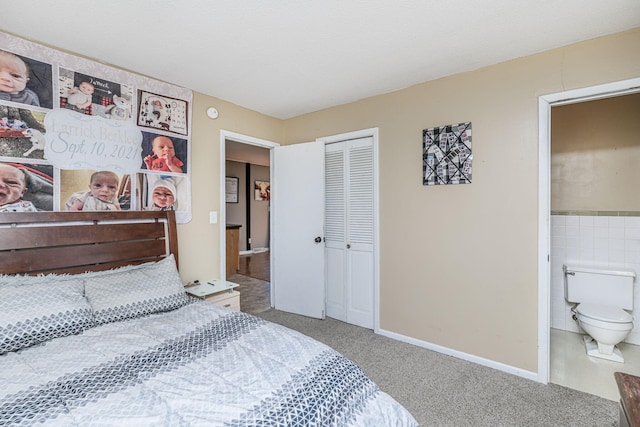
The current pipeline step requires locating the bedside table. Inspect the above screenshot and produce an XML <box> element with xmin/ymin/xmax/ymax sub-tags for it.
<box><xmin>185</xmin><ymin>280</ymin><xmax>240</xmax><ymax>311</ymax></box>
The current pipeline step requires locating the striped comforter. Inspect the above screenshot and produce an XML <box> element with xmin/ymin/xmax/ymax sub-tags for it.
<box><xmin>0</xmin><ymin>302</ymin><xmax>417</xmax><ymax>426</ymax></box>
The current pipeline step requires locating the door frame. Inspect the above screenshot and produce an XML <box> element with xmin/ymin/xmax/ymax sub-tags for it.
<box><xmin>317</xmin><ymin>127</ymin><xmax>380</xmax><ymax>332</ymax></box>
<box><xmin>537</xmin><ymin>77</ymin><xmax>640</xmax><ymax>383</ymax></box>
<box><xmin>219</xmin><ymin>130</ymin><xmax>279</xmax><ymax>289</ymax></box>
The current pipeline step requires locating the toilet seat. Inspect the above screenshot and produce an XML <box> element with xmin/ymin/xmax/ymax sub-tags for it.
<box><xmin>576</xmin><ymin>303</ymin><xmax>633</xmax><ymax>323</ymax></box>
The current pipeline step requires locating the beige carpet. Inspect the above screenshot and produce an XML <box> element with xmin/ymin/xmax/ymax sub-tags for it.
<box><xmin>227</xmin><ymin>273</ymin><xmax>271</xmax><ymax>315</ymax></box>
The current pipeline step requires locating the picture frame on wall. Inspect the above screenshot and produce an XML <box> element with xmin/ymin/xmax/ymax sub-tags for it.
<box><xmin>137</xmin><ymin>90</ymin><xmax>189</xmax><ymax>136</ymax></box>
<box><xmin>422</xmin><ymin>121</ymin><xmax>472</xmax><ymax>185</ymax></box>
<box><xmin>226</xmin><ymin>176</ymin><xmax>238</xmax><ymax>203</ymax></box>
<box><xmin>254</xmin><ymin>180</ymin><xmax>270</xmax><ymax>201</ymax></box>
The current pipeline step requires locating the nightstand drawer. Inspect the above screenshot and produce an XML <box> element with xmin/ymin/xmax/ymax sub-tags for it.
<box><xmin>204</xmin><ymin>290</ymin><xmax>240</xmax><ymax>311</ymax></box>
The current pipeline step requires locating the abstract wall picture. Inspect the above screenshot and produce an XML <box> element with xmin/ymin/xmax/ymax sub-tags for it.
<box><xmin>423</xmin><ymin>122</ymin><xmax>472</xmax><ymax>185</ymax></box>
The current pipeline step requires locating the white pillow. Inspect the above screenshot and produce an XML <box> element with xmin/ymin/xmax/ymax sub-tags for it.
<box><xmin>0</xmin><ymin>260</ymin><xmax>156</xmax><ymax>287</ymax></box>
<box><xmin>0</xmin><ymin>279</ymin><xmax>95</xmax><ymax>354</ymax></box>
<box><xmin>83</xmin><ymin>255</ymin><xmax>189</xmax><ymax>325</ymax></box>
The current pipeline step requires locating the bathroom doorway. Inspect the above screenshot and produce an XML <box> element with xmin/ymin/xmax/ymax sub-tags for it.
<box><xmin>538</xmin><ymin>77</ymin><xmax>640</xmax><ymax>399</ymax></box>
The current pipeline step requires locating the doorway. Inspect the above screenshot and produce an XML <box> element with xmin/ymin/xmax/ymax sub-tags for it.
<box><xmin>220</xmin><ymin>130</ymin><xmax>278</xmax><ymax>314</ymax></box>
<box><xmin>537</xmin><ymin>78</ymin><xmax>640</xmax><ymax>391</ymax></box>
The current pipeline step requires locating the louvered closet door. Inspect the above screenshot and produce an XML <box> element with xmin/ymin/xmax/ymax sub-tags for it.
<box><xmin>325</xmin><ymin>137</ymin><xmax>374</xmax><ymax>329</ymax></box>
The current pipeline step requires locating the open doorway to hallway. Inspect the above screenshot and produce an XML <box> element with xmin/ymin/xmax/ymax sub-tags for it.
<box><xmin>224</xmin><ymin>136</ymin><xmax>274</xmax><ymax>315</ymax></box>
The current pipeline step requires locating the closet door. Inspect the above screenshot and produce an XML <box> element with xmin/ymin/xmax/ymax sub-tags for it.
<box><xmin>325</xmin><ymin>144</ymin><xmax>346</xmax><ymax>322</ymax></box>
<box><xmin>325</xmin><ymin>137</ymin><xmax>374</xmax><ymax>328</ymax></box>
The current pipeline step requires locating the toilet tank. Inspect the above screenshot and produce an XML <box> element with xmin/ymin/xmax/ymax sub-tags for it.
<box><xmin>563</xmin><ymin>264</ymin><xmax>636</xmax><ymax>310</ymax></box>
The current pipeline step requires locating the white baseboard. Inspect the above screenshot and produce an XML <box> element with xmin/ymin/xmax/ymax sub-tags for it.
<box><xmin>376</xmin><ymin>327</ymin><xmax>539</xmax><ymax>382</ymax></box>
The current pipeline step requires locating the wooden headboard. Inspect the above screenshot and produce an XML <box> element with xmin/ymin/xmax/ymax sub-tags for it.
<box><xmin>0</xmin><ymin>210</ymin><xmax>178</xmax><ymax>276</ymax></box>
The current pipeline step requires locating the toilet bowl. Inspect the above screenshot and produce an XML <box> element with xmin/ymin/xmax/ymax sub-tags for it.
<box><xmin>574</xmin><ymin>302</ymin><xmax>633</xmax><ymax>362</ymax></box>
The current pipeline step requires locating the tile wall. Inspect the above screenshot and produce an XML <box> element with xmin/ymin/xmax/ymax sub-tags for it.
<box><xmin>550</xmin><ymin>213</ymin><xmax>640</xmax><ymax>345</ymax></box>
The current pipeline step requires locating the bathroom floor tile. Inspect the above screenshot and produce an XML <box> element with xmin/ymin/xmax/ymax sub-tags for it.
<box><xmin>550</xmin><ymin>328</ymin><xmax>640</xmax><ymax>400</ymax></box>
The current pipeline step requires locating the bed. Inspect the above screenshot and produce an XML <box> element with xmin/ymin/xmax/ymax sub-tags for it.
<box><xmin>0</xmin><ymin>211</ymin><xmax>417</xmax><ymax>426</ymax></box>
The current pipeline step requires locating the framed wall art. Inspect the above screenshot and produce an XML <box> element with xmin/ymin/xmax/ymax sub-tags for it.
<box><xmin>254</xmin><ymin>180</ymin><xmax>270</xmax><ymax>201</ymax></box>
<box><xmin>137</xmin><ymin>90</ymin><xmax>189</xmax><ymax>136</ymax></box>
<box><xmin>226</xmin><ymin>176</ymin><xmax>238</xmax><ymax>203</ymax></box>
<box><xmin>423</xmin><ymin>122</ymin><xmax>472</xmax><ymax>185</ymax></box>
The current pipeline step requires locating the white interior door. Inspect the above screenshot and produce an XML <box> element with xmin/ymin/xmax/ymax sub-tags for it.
<box><xmin>345</xmin><ymin>138</ymin><xmax>374</xmax><ymax>328</ymax></box>
<box><xmin>272</xmin><ymin>141</ymin><xmax>325</xmax><ymax>318</ymax></box>
<box><xmin>325</xmin><ymin>137</ymin><xmax>374</xmax><ymax>329</ymax></box>
<box><xmin>325</xmin><ymin>144</ymin><xmax>346</xmax><ymax>321</ymax></box>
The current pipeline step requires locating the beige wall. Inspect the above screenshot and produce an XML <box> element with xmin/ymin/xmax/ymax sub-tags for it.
<box><xmin>280</xmin><ymin>28</ymin><xmax>640</xmax><ymax>372</ymax></box>
<box><xmin>250</xmin><ymin>164</ymin><xmax>270</xmax><ymax>249</ymax></box>
<box><xmin>224</xmin><ymin>161</ymin><xmax>270</xmax><ymax>251</ymax></box>
<box><xmin>551</xmin><ymin>93</ymin><xmax>640</xmax><ymax>212</ymax></box>
<box><xmin>225</xmin><ymin>160</ymin><xmax>247</xmax><ymax>249</ymax></box>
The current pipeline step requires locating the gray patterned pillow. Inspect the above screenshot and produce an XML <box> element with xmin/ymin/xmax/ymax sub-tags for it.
<box><xmin>84</xmin><ymin>255</ymin><xmax>189</xmax><ymax>325</ymax></box>
<box><xmin>0</xmin><ymin>279</ymin><xmax>95</xmax><ymax>354</ymax></box>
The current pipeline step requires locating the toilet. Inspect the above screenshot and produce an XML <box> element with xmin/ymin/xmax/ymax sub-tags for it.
<box><xmin>563</xmin><ymin>263</ymin><xmax>636</xmax><ymax>363</ymax></box>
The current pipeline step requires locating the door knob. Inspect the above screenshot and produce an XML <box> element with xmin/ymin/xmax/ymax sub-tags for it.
<box><xmin>314</xmin><ymin>236</ymin><xmax>322</xmax><ymax>243</ymax></box>
<box><xmin>346</xmin><ymin>243</ymin><xmax>351</xmax><ymax>249</ymax></box>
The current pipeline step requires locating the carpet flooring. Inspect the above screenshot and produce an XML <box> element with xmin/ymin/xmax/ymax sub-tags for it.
<box><xmin>234</xmin><ymin>251</ymin><xmax>619</xmax><ymax>425</ymax></box>
<box><xmin>257</xmin><ymin>309</ymin><xmax>620</xmax><ymax>427</ymax></box>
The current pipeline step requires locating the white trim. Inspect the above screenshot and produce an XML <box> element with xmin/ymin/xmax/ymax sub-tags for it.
<box><xmin>537</xmin><ymin>78</ymin><xmax>640</xmax><ymax>384</ymax></box>
<box><xmin>378</xmin><ymin>327</ymin><xmax>538</xmax><ymax>382</ymax></box>
<box><xmin>219</xmin><ymin>130</ymin><xmax>279</xmax><ymax>285</ymax></box>
<box><xmin>537</xmin><ymin>96</ymin><xmax>551</xmax><ymax>384</ymax></box>
<box><xmin>317</xmin><ymin>128</ymin><xmax>380</xmax><ymax>332</ymax></box>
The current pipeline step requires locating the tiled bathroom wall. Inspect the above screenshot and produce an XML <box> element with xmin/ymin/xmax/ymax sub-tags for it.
<box><xmin>550</xmin><ymin>213</ymin><xmax>640</xmax><ymax>345</ymax></box>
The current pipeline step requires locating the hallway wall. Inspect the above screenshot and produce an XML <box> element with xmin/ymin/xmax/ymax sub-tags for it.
<box><xmin>225</xmin><ymin>160</ymin><xmax>270</xmax><ymax>251</ymax></box>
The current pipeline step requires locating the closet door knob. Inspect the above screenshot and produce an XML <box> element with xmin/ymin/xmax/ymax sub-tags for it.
<box><xmin>314</xmin><ymin>236</ymin><xmax>322</xmax><ymax>243</ymax></box>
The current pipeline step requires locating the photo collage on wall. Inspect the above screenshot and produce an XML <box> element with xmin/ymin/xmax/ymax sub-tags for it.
<box><xmin>0</xmin><ymin>33</ymin><xmax>193</xmax><ymax>222</ymax></box>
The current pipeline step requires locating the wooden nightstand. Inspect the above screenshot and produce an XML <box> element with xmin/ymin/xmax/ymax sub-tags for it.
<box><xmin>185</xmin><ymin>280</ymin><xmax>240</xmax><ymax>311</ymax></box>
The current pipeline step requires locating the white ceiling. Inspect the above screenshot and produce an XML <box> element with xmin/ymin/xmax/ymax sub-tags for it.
<box><xmin>1</xmin><ymin>1</ymin><xmax>639</xmax><ymax>119</ymax></box>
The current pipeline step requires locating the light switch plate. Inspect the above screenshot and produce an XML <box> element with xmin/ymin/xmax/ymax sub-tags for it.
<box><xmin>209</xmin><ymin>211</ymin><xmax>217</xmax><ymax>224</ymax></box>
